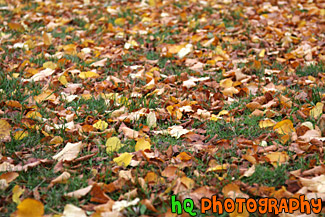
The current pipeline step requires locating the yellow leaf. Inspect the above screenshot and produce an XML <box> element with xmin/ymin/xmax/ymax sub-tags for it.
<box><xmin>310</xmin><ymin>102</ymin><xmax>323</xmax><ymax>119</ymax></box>
<box><xmin>63</xmin><ymin>44</ymin><xmax>77</xmax><ymax>55</ymax></box>
<box><xmin>210</xmin><ymin>114</ymin><xmax>220</xmax><ymax>121</ymax></box>
<box><xmin>105</xmin><ymin>137</ymin><xmax>125</xmax><ymax>154</ymax></box>
<box><xmin>0</xmin><ymin>119</ymin><xmax>11</xmax><ymax>141</ymax></box>
<box><xmin>167</xmin><ymin>44</ymin><xmax>185</xmax><ymax>54</ymax></box>
<box><xmin>207</xmin><ymin>164</ymin><xmax>230</xmax><ymax>172</ymax></box>
<box><xmin>218</xmin><ymin>110</ymin><xmax>229</xmax><ymax>116</ymax></box>
<box><xmin>79</xmin><ymin>71</ymin><xmax>99</xmax><ymax>79</ymax></box>
<box><xmin>93</xmin><ymin>120</ymin><xmax>108</xmax><ymax>131</ymax></box>
<box><xmin>220</xmin><ymin>78</ymin><xmax>233</xmax><ymax>89</ymax></box>
<box><xmin>25</xmin><ymin>111</ymin><xmax>42</xmax><ymax>120</ymax></box>
<box><xmin>265</xmin><ymin>152</ymin><xmax>289</xmax><ymax>167</ymax></box>
<box><xmin>148</xmin><ymin>0</ymin><xmax>158</xmax><ymax>6</ymax></box>
<box><xmin>14</xmin><ymin>131</ymin><xmax>28</xmax><ymax>140</ymax></box>
<box><xmin>43</xmin><ymin>61</ymin><xmax>57</xmax><ymax>70</ymax></box>
<box><xmin>49</xmin><ymin>136</ymin><xmax>63</xmax><ymax>145</ymax></box>
<box><xmin>259</xmin><ymin>49</ymin><xmax>265</xmax><ymax>58</ymax></box>
<box><xmin>12</xmin><ymin>185</ymin><xmax>24</xmax><ymax>205</ymax></box>
<box><xmin>273</xmin><ymin>119</ymin><xmax>295</xmax><ymax>135</ymax></box>
<box><xmin>113</xmin><ymin>153</ymin><xmax>133</xmax><ymax>167</ymax></box>
<box><xmin>135</xmin><ymin>138</ymin><xmax>151</xmax><ymax>151</ymax></box>
<box><xmin>58</xmin><ymin>75</ymin><xmax>68</xmax><ymax>86</ymax></box>
<box><xmin>114</xmin><ymin>18</ymin><xmax>126</xmax><ymax>26</ymax></box>
<box><xmin>14</xmin><ymin>198</ymin><xmax>44</xmax><ymax>217</ymax></box>
<box><xmin>34</xmin><ymin>90</ymin><xmax>56</xmax><ymax>103</ymax></box>
<box><xmin>259</xmin><ymin>119</ymin><xmax>277</xmax><ymax>128</ymax></box>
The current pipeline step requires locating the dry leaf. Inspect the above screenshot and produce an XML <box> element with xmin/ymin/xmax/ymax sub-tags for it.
<box><xmin>62</xmin><ymin>204</ymin><xmax>87</xmax><ymax>217</ymax></box>
<box><xmin>273</xmin><ymin>119</ymin><xmax>296</xmax><ymax>135</ymax></box>
<box><xmin>259</xmin><ymin>119</ymin><xmax>277</xmax><ymax>128</ymax></box>
<box><xmin>146</xmin><ymin>112</ymin><xmax>157</xmax><ymax>128</ymax></box>
<box><xmin>0</xmin><ymin>119</ymin><xmax>11</xmax><ymax>141</ymax></box>
<box><xmin>49</xmin><ymin>172</ymin><xmax>70</xmax><ymax>188</ymax></box>
<box><xmin>53</xmin><ymin>141</ymin><xmax>83</xmax><ymax>161</ymax></box>
<box><xmin>120</xmin><ymin>126</ymin><xmax>139</xmax><ymax>139</ymax></box>
<box><xmin>65</xmin><ymin>185</ymin><xmax>93</xmax><ymax>199</ymax></box>
<box><xmin>265</xmin><ymin>152</ymin><xmax>290</xmax><ymax>167</ymax></box>
<box><xmin>310</xmin><ymin>102</ymin><xmax>323</xmax><ymax>119</ymax></box>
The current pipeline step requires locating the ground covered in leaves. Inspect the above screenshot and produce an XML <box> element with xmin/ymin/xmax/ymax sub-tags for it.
<box><xmin>0</xmin><ymin>0</ymin><xmax>325</xmax><ymax>216</ymax></box>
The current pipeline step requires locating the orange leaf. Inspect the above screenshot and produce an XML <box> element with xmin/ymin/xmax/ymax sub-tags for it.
<box><xmin>13</xmin><ymin>198</ymin><xmax>44</xmax><ymax>217</ymax></box>
<box><xmin>273</xmin><ymin>119</ymin><xmax>295</xmax><ymax>135</ymax></box>
<box><xmin>176</xmin><ymin>152</ymin><xmax>192</xmax><ymax>161</ymax></box>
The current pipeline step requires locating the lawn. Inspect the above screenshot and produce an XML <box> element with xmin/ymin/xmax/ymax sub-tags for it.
<box><xmin>0</xmin><ymin>0</ymin><xmax>324</xmax><ymax>216</ymax></box>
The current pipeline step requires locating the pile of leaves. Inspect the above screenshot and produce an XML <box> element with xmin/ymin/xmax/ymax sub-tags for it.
<box><xmin>0</xmin><ymin>0</ymin><xmax>324</xmax><ymax>216</ymax></box>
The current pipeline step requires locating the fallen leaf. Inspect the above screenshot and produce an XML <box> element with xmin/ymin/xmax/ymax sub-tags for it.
<box><xmin>115</xmin><ymin>18</ymin><xmax>126</xmax><ymax>26</ymax></box>
<box><xmin>43</xmin><ymin>32</ymin><xmax>52</xmax><ymax>46</ymax></box>
<box><xmin>135</xmin><ymin>138</ymin><xmax>151</xmax><ymax>151</ymax></box>
<box><xmin>49</xmin><ymin>172</ymin><xmax>70</xmax><ymax>188</ymax></box>
<box><xmin>113</xmin><ymin>153</ymin><xmax>133</xmax><ymax>167</ymax></box>
<box><xmin>106</xmin><ymin>137</ymin><xmax>125</xmax><ymax>154</ymax></box>
<box><xmin>168</xmin><ymin>125</ymin><xmax>191</xmax><ymax>138</ymax></box>
<box><xmin>12</xmin><ymin>185</ymin><xmax>24</xmax><ymax>205</ymax></box>
<box><xmin>62</xmin><ymin>204</ymin><xmax>87</xmax><ymax>217</ymax></box>
<box><xmin>310</xmin><ymin>102</ymin><xmax>323</xmax><ymax>119</ymax></box>
<box><xmin>53</xmin><ymin>141</ymin><xmax>83</xmax><ymax>161</ymax></box>
<box><xmin>242</xmin><ymin>165</ymin><xmax>256</xmax><ymax>178</ymax></box>
<box><xmin>12</xmin><ymin>198</ymin><xmax>44</xmax><ymax>217</ymax></box>
<box><xmin>93</xmin><ymin>120</ymin><xmax>108</xmax><ymax>131</ymax></box>
<box><xmin>0</xmin><ymin>172</ymin><xmax>19</xmax><ymax>184</ymax></box>
<box><xmin>265</xmin><ymin>152</ymin><xmax>290</xmax><ymax>167</ymax></box>
<box><xmin>65</xmin><ymin>185</ymin><xmax>93</xmax><ymax>199</ymax></box>
<box><xmin>79</xmin><ymin>71</ymin><xmax>99</xmax><ymax>79</ymax></box>
<box><xmin>259</xmin><ymin>119</ymin><xmax>277</xmax><ymax>128</ymax></box>
<box><xmin>0</xmin><ymin>119</ymin><xmax>11</xmax><ymax>141</ymax></box>
<box><xmin>176</xmin><ymin>152</ymin><xmax>192</xmax><ymax>161</ymax></box>
<box><xmin>14</xmin><ymin>131</ymin><xmax>28</xmax><ymax>140</ymax></box>
<box><xmin>90</xmin><ymin>58</ymin><xmax>107</xmax><ymax>67</ymax></box>
<box><xmin>112</xmin><ymin>198</ymin><xmax>140</xmax><ymax>212</ymax></box>
<box><xmin>34</xmin><ymin>90</ymin><xmax>56</xmax><ymax>103</ymax></box>
<box><xmin>43</xmin><ymin>61</ymin><xmax>57</xmax><ymax>70</ymax></box>
<box><xmin>24</xmin><ymin>68</ymin><xmax>55</xmax><ymax>82</ymax></box>
<box><xmin>120</xmin><ymin>126</ymin><xmax>139</xmax><ymax>139</ymax></box>
<box><xmin>207</xmin><ymin>163</ymin><xmax>230</xmax><ymax>172</ymax></box>
<box><xmin>273</xmin><ymin>119</ymin><xmax>295</xmax><ymax>135</ymax></box>
<box><xmin>146</xmin><ymin>112</ymin><xmax>157</xmax><ymax>128</ymax></box>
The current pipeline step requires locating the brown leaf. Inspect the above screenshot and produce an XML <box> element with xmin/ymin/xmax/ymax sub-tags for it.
<box><xmin>65</xmin><ymin>185</ymin><xmax>93</xmax><ymax>199</ymax></box>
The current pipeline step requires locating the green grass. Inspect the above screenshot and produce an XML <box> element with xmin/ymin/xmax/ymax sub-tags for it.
<box><xmin>242</xmin><ymin>164</ymin><xmax>289</xmax><ymax>188</ymax></box>
<box><xmin>1</xmin><ymin>0</ymin><xmax>324</xmax><ymax>216</ymax></box>
<box><xmin>296</xmin><ymin>62</ymin><xmax>325</xmax><ymax>77</ymax></box>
